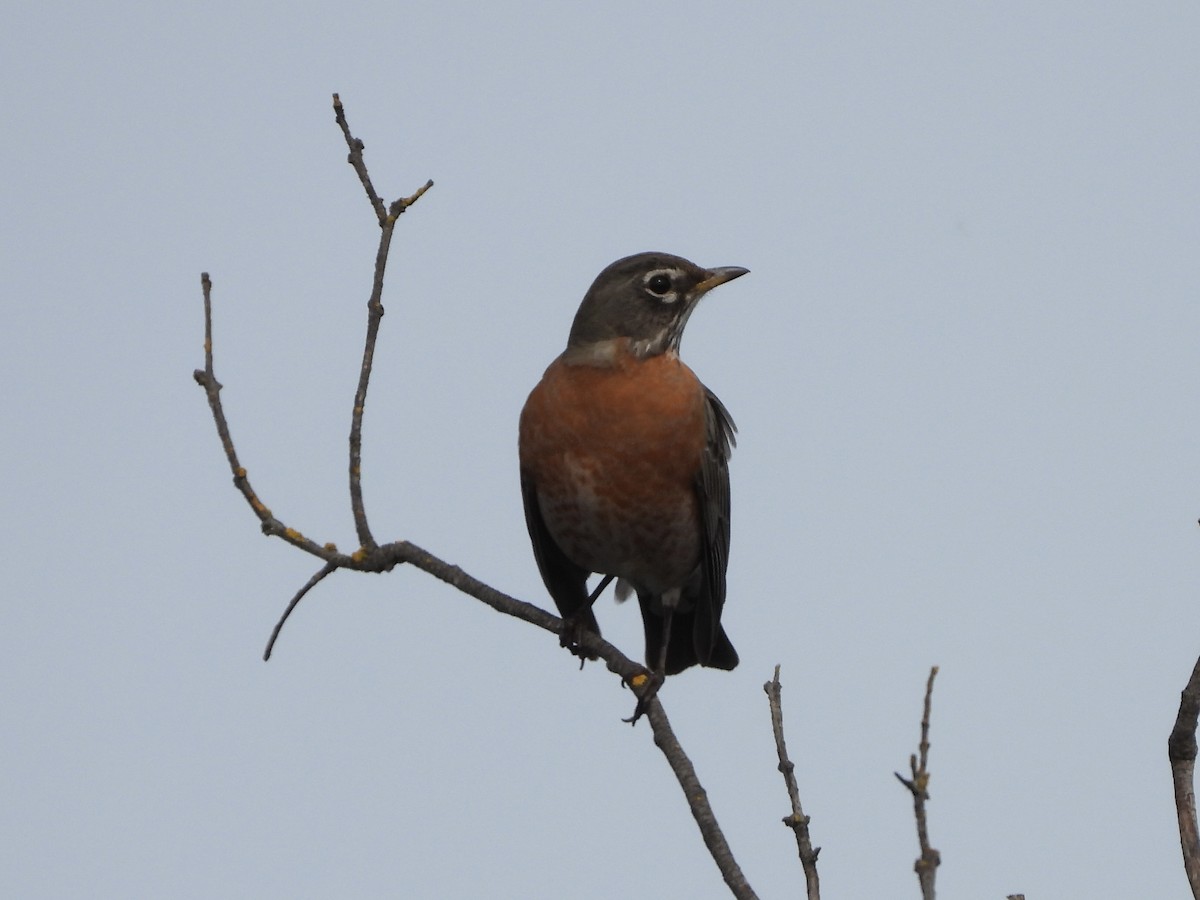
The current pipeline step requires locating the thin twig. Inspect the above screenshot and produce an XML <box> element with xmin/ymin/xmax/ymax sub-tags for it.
<box><xmin>763</xmin><ymin>665</ymin><xmax>820</xmax><ymax>900</ymax></box>
<box><xmin>647</xmin><ymin>700</ymin><xmax>759</xmax><ymax>900</ymax></box>
<box><xmin>332</xmin><ymin>94</ymin><xmax>435</xmax><ymax>552</ymax></box>
<box><xmin>263</xmin><ymin>562</ymin><xmax>338</xmax><ymax>660</ymax></box>
<box><xmin>1170</xmin><ymin>654</ymin><xmax>1200</xmax><ymax>898</ymax></box>
<box><xmin>332</xmin><ymin>93</ymin><xmax>387</xmax><ymax>225</ymax></box>
<box><xmin>194</xmin><ymin>274</ymin><xmax>288</xmax><ymax>541</ymax></box>
<box><xmin>894</xmin><ymin>665</ymin><xmax>940</xmax><ymax>900</ymax></box>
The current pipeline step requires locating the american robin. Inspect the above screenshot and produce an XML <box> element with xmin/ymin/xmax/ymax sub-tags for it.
<box><xmin>518</xmin><ymin>252</ymin><xmax>747</xmax><ymax>679</ymax></box>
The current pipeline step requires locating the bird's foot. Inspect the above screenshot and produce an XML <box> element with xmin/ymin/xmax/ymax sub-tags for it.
<box><xmin>559</xmin><ymin>614</ymin><xmax>599</xmax><ymax>668</ymax></box>
<box><xmin>622</xmin><ymin>669</ymin><xmax>665</xmax><ymax>725</ymax></box>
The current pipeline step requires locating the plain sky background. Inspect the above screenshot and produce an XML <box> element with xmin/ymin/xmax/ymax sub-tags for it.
<box><xmin>4</xmin><ymin>2</ymin><xmax>1199</xmax><ymax>897</ymax></box>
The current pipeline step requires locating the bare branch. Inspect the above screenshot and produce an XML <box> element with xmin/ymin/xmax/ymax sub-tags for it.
<box><xmin>193</xmin><ymin>274</ymin><xmax>384</xmax><ymax>561</ymax></box>
<box><xmin>332</xmin><ymin>93</ymin><xmax>387</xmax><ymax>225</ymax></box>
<box><xmin>331</xmin><ymin>94</ymin><xmax>435</xmax><ymax>551</ymax></box>
<box><xmin>763</xmin><ymin>665</ymin><xmax>820</xmax><ymax>900</ymax></box>
<box><xmin>194</xmin><ymin>95</ymin><xmax>757</xmax><ymax>898</ymax></box>
<box><xmin>194</xmin><ymin>273</ymin><xmax>306</xmax><ymax>548</ymax></box>
<box><xmin>647</xmin><ymin>700</ymin><xmax>759</xmax><ymax>900</ymax></box>
<box><xmin>1170</xmin><ymin>654</ymin><xmax>1200</xmax><ymax>897</ymax></box>
<box><xmin>895</xmin><ymin>665</ymin><xmax>940</xmax><ymax>900</ymax></box>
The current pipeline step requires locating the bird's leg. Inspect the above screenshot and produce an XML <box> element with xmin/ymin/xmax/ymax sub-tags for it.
<box><xmin>559</xmin><ymin>574</ymin><xmax>616</xmax><ymax>667</ymax></box>
<box><xmin>624</xmin><ymin>605</ymin><xmax>673</xmax><ymax>725</ymax></box>
<box><xmin>586</xmin><ymin>573</ymin><xmax>615</xmax><ymax>608</ymax></box>
<box><xmin>655</xmin><ymin>605</ymin><xmax>675</xmax><ymax>675</ymax></box>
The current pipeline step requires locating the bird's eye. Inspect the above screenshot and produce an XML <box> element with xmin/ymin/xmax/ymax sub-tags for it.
<box><xmin>646</xmin><ymin>273</ymin><xmax>672</xmax><ymax>295</ymax></box>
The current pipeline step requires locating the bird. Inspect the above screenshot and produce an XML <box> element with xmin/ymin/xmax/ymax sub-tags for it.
<box><xmin>518</xmin><ymin>251</ymin><xmax>747</xmax><ymax>683</ymax></box>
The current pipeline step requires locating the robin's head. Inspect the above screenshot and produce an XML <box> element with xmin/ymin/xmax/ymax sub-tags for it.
<box><xmin>567</xmin><ymin>252</ymin><xmax>749</xmax><ymax>357</ymax></box>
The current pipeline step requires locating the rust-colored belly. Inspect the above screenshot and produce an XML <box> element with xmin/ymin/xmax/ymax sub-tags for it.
<box><xmin>519</xmin><ymin>349</ymin><xmax>707</xmax><ymax>594</ymax></box>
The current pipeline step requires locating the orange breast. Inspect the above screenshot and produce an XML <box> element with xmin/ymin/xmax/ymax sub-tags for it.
<box><xmin>519</xmin><ymin>344</ymin><xmax>708</xmax><ymax>593</ymax></box>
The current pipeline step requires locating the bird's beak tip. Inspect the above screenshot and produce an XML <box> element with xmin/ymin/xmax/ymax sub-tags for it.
<box><xmin>696</xmin><ymin>266</ymin><xmax>750</xmax><ymax>295</ymax></box>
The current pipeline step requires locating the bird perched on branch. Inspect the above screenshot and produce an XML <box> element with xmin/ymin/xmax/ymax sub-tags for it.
<box><xmin>519</xmin><ymin>252</ymin><xmax>747</xmax><ymax>687</ymax></box>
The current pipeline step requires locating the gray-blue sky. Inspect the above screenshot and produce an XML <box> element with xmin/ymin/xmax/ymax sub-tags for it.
<box><xmin>3</xmin><ymin>2</ymin><xmax>1199</xmax><ymax>897</ymax></box>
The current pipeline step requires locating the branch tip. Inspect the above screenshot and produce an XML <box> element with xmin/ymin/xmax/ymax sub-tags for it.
<box><xmin>900</xmin><ymin>666</ymin><xmax>940</xmax><ymax>900</ymax></box>
<box><xmin>764</xmin><ymin>666</ymin><xmax>821</xmax><ymax>899</ymax></box>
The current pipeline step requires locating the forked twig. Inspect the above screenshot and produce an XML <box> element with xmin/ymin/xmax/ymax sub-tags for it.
<box><xmin>894</xmin><ymin>666</ymin><xmax>940</xmax><ymax>900</ymax></box>
<box><xmin>763</xmin><ymin>665</ymin><xmax>820</xmax><ymax>900</ymax></box>
<box><xmin>331</xmin><ymin>93</ymin><xmax>434</xmax><ymax>552</ymax></box>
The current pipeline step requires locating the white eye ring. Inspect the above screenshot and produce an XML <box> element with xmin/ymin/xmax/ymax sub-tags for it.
<box><xmin>643</xmin><ymin>269</ymin><xmax>682</xmax><ymax>303</ymax></box>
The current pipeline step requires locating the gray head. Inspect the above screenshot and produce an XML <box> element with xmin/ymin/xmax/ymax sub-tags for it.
<box><xmin>567</xmin><ymin>252</ymin><xmax>749</xmax><ymax>357</ymax></box>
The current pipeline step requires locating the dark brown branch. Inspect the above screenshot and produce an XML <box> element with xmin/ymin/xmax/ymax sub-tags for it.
<box><xmin>647</xmin><ymin>700</ymin><xmax>759</xmax><ymax>900</ymax></box>
<box><xmin>1170</xmin><ymin>654</ymin><xmax>1200</xmax><ymax>897</ymax></box>
<box><xmin>194</xmin><ymin>95</ymin><xmax>755</xmax><ymax>898</ymax></box>
<box><xmin>763</xmin><ymin>665</ymin><xmax>820</xmax><ymax>900</ymax></box>
<box><xmin>894</xmin><ymin>665</ymin><xmax>940</xmax><ymax>900</ymax></box>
